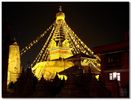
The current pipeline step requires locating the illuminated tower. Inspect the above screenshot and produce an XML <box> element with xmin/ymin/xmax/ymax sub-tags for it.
<box><xmin>48</xmin><ymin>6</ymin><xmax>73</xmax><ymax>60</ymax></box>
<box><xmin>7</xmin><ymin>41</ymin><xmax>21</xmax><ymax>87</ymax></box>
<box><xmin>20</xmin><ymin>6</ymin><xmax>101</xmax><ymax>80</ymax></box>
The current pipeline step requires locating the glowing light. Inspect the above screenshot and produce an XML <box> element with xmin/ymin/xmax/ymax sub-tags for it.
<box><xmin>109</xmin><ymin>72</ymin><xmax>121</xmax><ymax>81</ymax></box>
<box><xmin>113</xmin><ymin>72</ymin><xmax>117</xmax><ymax>79</ymax></box>
<box><xmin>109</xmin><ymin>73</ymin><xmax>113</xmax><ymax>80</ymax></box>
<box><xmin>95</xmin><ymin>75</ymin><xmax>99</xmax><ymax>81</ymax></box>
<box><xmin>57</xmin><ymin>74</ymin><xmax>68</xmax><ymax>80</ymax></box>
<box><xmin>20</xmin><ymin>23</ymin><xmax>54</xmax><ymax>55</ymax></box>
<box><xmin>56</xmin><ymin>8</ymin><xmax>65</xmax><ymax>21</ymax></box>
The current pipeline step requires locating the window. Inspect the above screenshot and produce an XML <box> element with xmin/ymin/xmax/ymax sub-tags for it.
<box><xmin>109</xmin><ymin>72</ymin><xmax>120</xmax><ymax>81</ymax></box>
<box><xmin>109</xmin><ymin>73</ymin><xmax>113</xmax><ymax>80</ymax></box>
<box><xmin>104</xmin><ymin>53</ymin><xmax>122</xmax><ymax>69</ymax></box>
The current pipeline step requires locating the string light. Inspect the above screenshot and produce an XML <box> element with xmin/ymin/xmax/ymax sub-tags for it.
<box><xmin>64</xmin><ymin>21</ymin><xmax>101</xmax><ymax>69</ymax></box>
<box><xmin>63</xmin><ymin>24</ymin><xmax>77</xmax><ymax>54</ymax></box>
<box><xmin>30</xmin><ymin>24</ymin><xmax>55</xmax><ymax>67</ymax></box>
<box><xmin>66</xmin><ymin>24</ymin><xmax>95</xmax><ymax>56</ymax></box>
<box><xmin>66</xmin><ymin>29</ymin><xmax>80</xmax><ymax>54</ymax></box>
<box><xmin>20</xmin><ymin>22</ymin><xmax>55</xmax><ymax>55</ymax></box>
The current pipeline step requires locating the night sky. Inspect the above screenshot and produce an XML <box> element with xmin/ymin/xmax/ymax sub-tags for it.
<box><xmin>2</xmin><ymin>2</ymin><xmax>129</xmax><ymax>68</ymax></box>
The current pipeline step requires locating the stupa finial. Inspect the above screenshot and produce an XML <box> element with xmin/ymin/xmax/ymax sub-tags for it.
<box><xmin>59</xmin><ymin>5</ymin><xmax>62</xmax><ymax>12</ymax></box>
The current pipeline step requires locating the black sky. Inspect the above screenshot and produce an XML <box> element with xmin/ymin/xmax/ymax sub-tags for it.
<box><xmin>2</xmin><ymin>2</ymin><xmax>129</xmax><ymax>68</ymax></box>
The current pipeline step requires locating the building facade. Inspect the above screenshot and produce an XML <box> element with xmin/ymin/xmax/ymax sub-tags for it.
<box><xmin>93</xmin><ymin>33</ymin><xmax>129</xmax><ymax>97</ymax></box>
